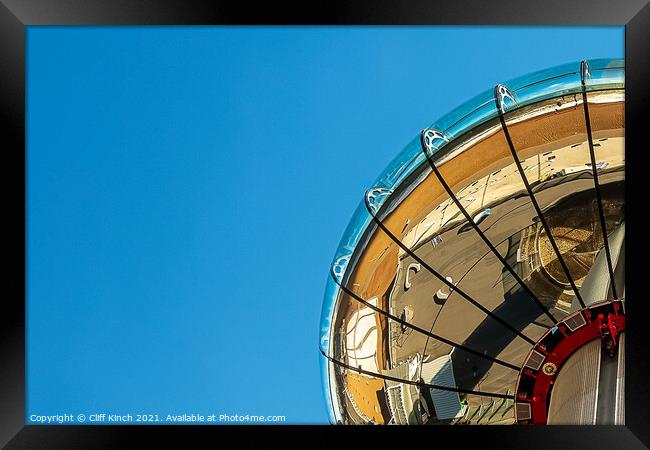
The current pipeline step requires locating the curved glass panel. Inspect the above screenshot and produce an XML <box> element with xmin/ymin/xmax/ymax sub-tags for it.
<box><xmin>320</xmin><ymin>275</ymin><xmax>340</xmax><ymax>355</ymax></box>
<box><xmin>319</xmin><ymin>353</ymin><xmax>338</xmax><ymax>424</ymax></box>
<box><xmin>371</xmin><ymin>136</ymin><xmax>426</xmax><ymax>191</ymax></box>
<box><xmin>442</xmin><ymin>100</ymin><xmax>498</xmax><ymax>142</ymax></box>
<box><xmin>585</xmin><ymin>67</ymin><xmax>625</xmax><ymax>92</ymax></box>
<box><xmin>587</xmin><ymin>57</ymin><xmax>624</xmax><ymax>70</ymax></box>
<box><xmin>432</xmin><ymin>89</ymin><xmax>496</xmax><ymax>135</ymax></box>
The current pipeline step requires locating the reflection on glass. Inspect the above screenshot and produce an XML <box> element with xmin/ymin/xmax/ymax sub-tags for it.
<box><xmin>321</xmin><ymin>59</ymin><xmax>625</xmax><ymax>425</ymax></box>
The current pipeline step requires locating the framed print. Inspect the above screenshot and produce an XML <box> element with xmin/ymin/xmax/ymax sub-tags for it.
<box><xmin>1</xmin><ymin>1</ymin><xmax>648</xmax><ymax>448</ymax></box>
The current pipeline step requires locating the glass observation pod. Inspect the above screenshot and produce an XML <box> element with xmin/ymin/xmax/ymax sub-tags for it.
<box><xmin>320</xmin><ymin>59</ymin><xmax>625</xmax><ymax>425</ymax></box>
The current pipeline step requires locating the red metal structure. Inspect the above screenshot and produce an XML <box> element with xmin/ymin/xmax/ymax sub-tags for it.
<box><xmin>514</xmin><ymin>300</ymin><xmax>625</xmax><ymax>424</ymax></box>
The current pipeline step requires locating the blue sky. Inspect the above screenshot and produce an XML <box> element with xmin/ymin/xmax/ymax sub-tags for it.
<box><xmin>26</xmin><ymin>26</ymin><xmax>623</xmax><ymax>424</ymax></box>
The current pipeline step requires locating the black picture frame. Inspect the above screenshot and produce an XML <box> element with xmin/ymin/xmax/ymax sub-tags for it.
<box><xmin>1</xmin><ymin>1</ymin><xmax>648</xmax><ymax>448</ymax></box>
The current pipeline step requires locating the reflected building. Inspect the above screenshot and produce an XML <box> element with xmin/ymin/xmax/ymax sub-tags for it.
<box><xmin>320</xmin><ymin>59</ymin><xmax>625</xmax><ymax>425</ymax></box>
